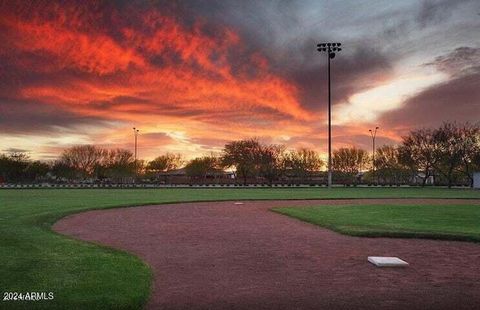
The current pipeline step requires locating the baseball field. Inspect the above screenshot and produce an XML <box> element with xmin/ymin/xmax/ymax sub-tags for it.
<box><xmin>1</xmin><ymin>188</ymin><xmax>480</xmax><ymax>309</ymax></box>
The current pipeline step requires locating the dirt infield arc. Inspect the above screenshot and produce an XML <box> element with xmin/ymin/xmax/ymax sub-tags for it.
<box><xmin>54</xmin><ymin>199</ymin><xmax>480</xmax><ymax>310</ymax></box>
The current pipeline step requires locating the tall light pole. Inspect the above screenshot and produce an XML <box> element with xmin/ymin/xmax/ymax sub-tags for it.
<box><xmin>317</xmin><ymin>42</ymin><xmax>342</xmax><ymax>188</ymax></box>
<box><xmin>369</xmin><ymin>127</ymin><xmax>379</xmax><ymax>184</ymax></box>
<box><xmin>133</xmin><ymin>127</ymin><xmax>139</xmax><ymax>177</ymax></box>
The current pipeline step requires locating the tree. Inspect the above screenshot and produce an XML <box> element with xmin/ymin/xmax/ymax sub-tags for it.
<box><xmin>185</xmin><ymin>155</ymin><xmax>220</xmax><ymax>181</ymax></box>
<box><xmin>51</xmin><ymin>159</ymin><xmax>79</xmax><ymax>180</ymax></box>
<box><xmin>284</xmin><ymin>148</ymin><xmax>323</xmax><ymax>182</ymax></box>
<box><xmin>399</xmin><ymin>128</ymin><xmax>439</xmax><ymax>186</ymax></box>
<box><xmin>457</xmin><ymin>123</ymin><xmax>480</xmax><ymax>187</ymax></box>
<box><xmin>257</xmin><ymin>144</ymin><xmax>286</xmax><ymax>185</ymax></box>
<box><xmin>397</xmin><ymin>145</ymin><xmax>417</xmax><ymax>184</ymax></box>
<box><xmin>222</xmin><ymin>139</ymin><xmax>262</xmax><ymax>185</ymax></box>
<box><xmin>432</xmin><ymin>123</ymin><xmax>464</xmax><ymax>187</ymax></box>
<box><xmin>100</xmin><ymin>149</ymin><xmax>135</xmax><ymax>179</ymax></box>
<box><xmin>0</xmin><ymin>152</ymin><xmax>30</xmax><ymax>182</ymax></box>
<box><xmin>375</xmin><ymin>145</ymin><xmax>398</xmax><ymax>170</ymax></box>
<box><xmin>146</xmin><ymin>153</ymin><xmax>183</xmax><ymax>173</ymax></box>
<box><xmin>24</xmin><ymin>161</ymin><xmax>50</xmax><ymax>181</ymax></box>
<box><xmin>0</xmin><ymin>153</ymin><xmax>50</xmax><ymax>183</ymax></box>
<box><xmin>60</xmin><ymin>145</ymin><xmax>105</xmax><ymax>178</ymax></box>
<box><xmin>332</xmin><ymin>147</ymin><xmax>369</xmax><ymax>183</ymax></box>
<box><xmin>374</xmin><ymin>145</ymin><xmax>409</xmax><ymax>185</ymax></box>
<box><xmin>145</xmin><ymin>153</ymin><xmax>183</xmax><ymax>183</ymax></box>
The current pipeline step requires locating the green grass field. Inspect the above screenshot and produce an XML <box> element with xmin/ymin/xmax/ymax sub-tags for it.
<box><xmin>1</xmin><ymin>187</ymin><xmax>479</xmax><ymax>309</ymax></box>
<box><xmin>274</xmin><ymin>204</ymin><xmax>480</xmax><ymax>242</ymax></box>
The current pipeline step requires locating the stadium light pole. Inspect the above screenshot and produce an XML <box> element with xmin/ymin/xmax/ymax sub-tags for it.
<box><xmin>317</xmin><ymin>42</ymin><xmax>342</xmax><ymax>188</ymax></box>
<box><xmin>133</xmin><ymin>127</ymin><xmax>139</xmax><ymax>177</ymax></box>
<box><xmin>369</xmin><ymin>127</ymin><xmax>379</xmax><ymax>184</ymax></box>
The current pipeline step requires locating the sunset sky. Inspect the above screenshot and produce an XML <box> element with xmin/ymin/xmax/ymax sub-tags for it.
<box><xmin>1</xmin><ymin>0</ymin><xmax>479</xmax><ymax>161</ymax></box>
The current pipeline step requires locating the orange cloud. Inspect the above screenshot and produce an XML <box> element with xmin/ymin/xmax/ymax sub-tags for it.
<box><xmin>1</xmin><ymin>16</ymin><xmax>144</xmax><ymax>75</ymax></box>
<box><xmin>0</xmin><ymin>2</ymin><xmax>402</xmax><ymax>160</ymax></box>
<box><xmin>5</xmin><ymin>6</ymin><xmax>312</xmax><ymax>123</ymax></box>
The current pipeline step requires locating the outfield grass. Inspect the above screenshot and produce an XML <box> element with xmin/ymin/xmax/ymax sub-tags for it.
<box><xmin>274</xmin><ymin>204</ymin><xmax>480</xmax><ymax>242</ymax></box>
<box><xmin>1</xmin><ymin>187</ymin><xmax>479</xmax><ymax>309</ymax></box>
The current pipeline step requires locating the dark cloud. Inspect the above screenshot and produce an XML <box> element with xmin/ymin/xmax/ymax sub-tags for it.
<box><xmin>381</xmin><ymin>46</ymin><xmax>480</xmax><ymax>130</ymax></box>
<box><xmin>280</xmin><ymin>131</ymin><xmax>398</xmax><ymax>151</ymax></box>
<box><xmin>0</xmin><ymin>98</ymin><xmax>112</xmax><ymax>134</ymax></box>
<box><xmin>415</xmin><ymin>0</ymin><xmax>464</xmax><ymax>28</ymax></box>
<box><xmin>379</xmin><ymin>71</ymin><xmax>480</xmax><ymax>130</ymax></box>
<box><xmin>2</xmin><ymin>148</ymin><xmax>30</xmax><ymax>154</ymax></box>
<box><xmin>156</xmin><ymin>0</ymin><xmax>396</xmax><ymax>113</ymax></box>
<box><xmin>285</xmin><ymin>45</ymin><xmax>392</xmax><ymax>111</ymax></box>
<box><xmin>334</xmin><ymin>134</ymin><xmax>398</xmax><ymax>150</ymax></box>
<box><xmin>424</xmin><ymin>46</ymin><xmax>480</xmax><ymax>76</ymax></box>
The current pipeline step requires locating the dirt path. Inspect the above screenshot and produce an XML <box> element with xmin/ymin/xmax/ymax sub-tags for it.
<box><xmin>54</xmin><ymin>199</ymin><xmax>480</xmax><ymax>310</ymax></box>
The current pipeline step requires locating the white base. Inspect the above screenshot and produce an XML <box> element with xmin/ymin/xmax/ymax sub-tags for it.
<box><xmin>368</xmin><ymin>256</ymin><xmax>409</xmax><ymax>267</ymax></box>
<box><xmin>234</xmin><ymin>202</ymin><xmax>244</xmax><ymax>205</ymax></box>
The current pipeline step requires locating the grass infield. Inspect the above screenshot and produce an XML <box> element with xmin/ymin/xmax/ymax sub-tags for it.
<box><xmin>273</xmin><ymin>204</ymin><xmax>480</xmax><ymax>242</ymax></box>
<box><xmin>1</xmin><ymin>187</ymin><xmax>479</xmax><ymax>309</ymax></box>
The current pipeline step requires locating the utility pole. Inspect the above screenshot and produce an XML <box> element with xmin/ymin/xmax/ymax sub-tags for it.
<box><xmin>369</xmin><ymin>127</ymin><xmax>379</xmax><ymax>184</ymax></box>
<box><xmin>317</xmin><ymin>42</ymin><xmax>342</xmax><ymax>188</ymax></box>
<box><xmin>133</xmin><ymin>127</ymin><xmax>139</xmax><ymax>178</ymax></box>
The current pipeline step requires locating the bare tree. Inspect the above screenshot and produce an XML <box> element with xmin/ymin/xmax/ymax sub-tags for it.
<box><xmin>284</xmin><ymin>148</ymin><xmax>323</xmax><ymax>182</ymax></box>
<box><xmin>399</xmin><ymin>129</ymin><xmax>439</xmax><ymax>186</ymax></box>
<box><xmin>100</xmin><ymin>149</ymin><xmax>136</xmax><ymax>179</ymax></box>
<box><xmin>60</xmin><ymin>145</ymin><xmax>105</xmax><ymax>178</ymax></box>
<box><xmin>374</xmin><ymin>145</ymin><xmax>410</xmax><ymax>184</ymax></box>
<box><xmin>457</xmin><ymin>123</ymin><xmax>480</xmax><ymax>187</ymax></box>
<box><xmin>332</xmin><ymin>147</ymin><xmax>369</xmax><ymax>183</ymax></box>
<box><xmin>432</xmin><ymin>123</ymin><xmax>464</xmax><ymax>188</ymax></box>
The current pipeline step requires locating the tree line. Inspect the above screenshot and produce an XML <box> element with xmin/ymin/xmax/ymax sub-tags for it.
<box><xmin>1</xmin><ymin>122</ymin><xmax>479</xmax><ymax>187</ymax></box>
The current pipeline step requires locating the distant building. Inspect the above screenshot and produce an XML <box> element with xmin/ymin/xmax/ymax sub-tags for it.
<box><xmin>157</xmin><ymin>168</ymin><xmax>234</xmax><ymax>179</ymax></box>
<box><xmin>157</xmin><ymin>168</ymin><xmax>188</xmax><ymax>178</ymax></box>
<box><xmin>413</xmin><ymin>172</ymin><xmax>434</xmax><ymax>185</ymax></box>
<box><xmin>474</xmin><ymin>172</ymin><xmax>480</xmax><ymax>189</ymax></box>
<box><xmin>153</xmin><ymin>168</ymin><xmax>235</xmax><ymax>184</ymax></box>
